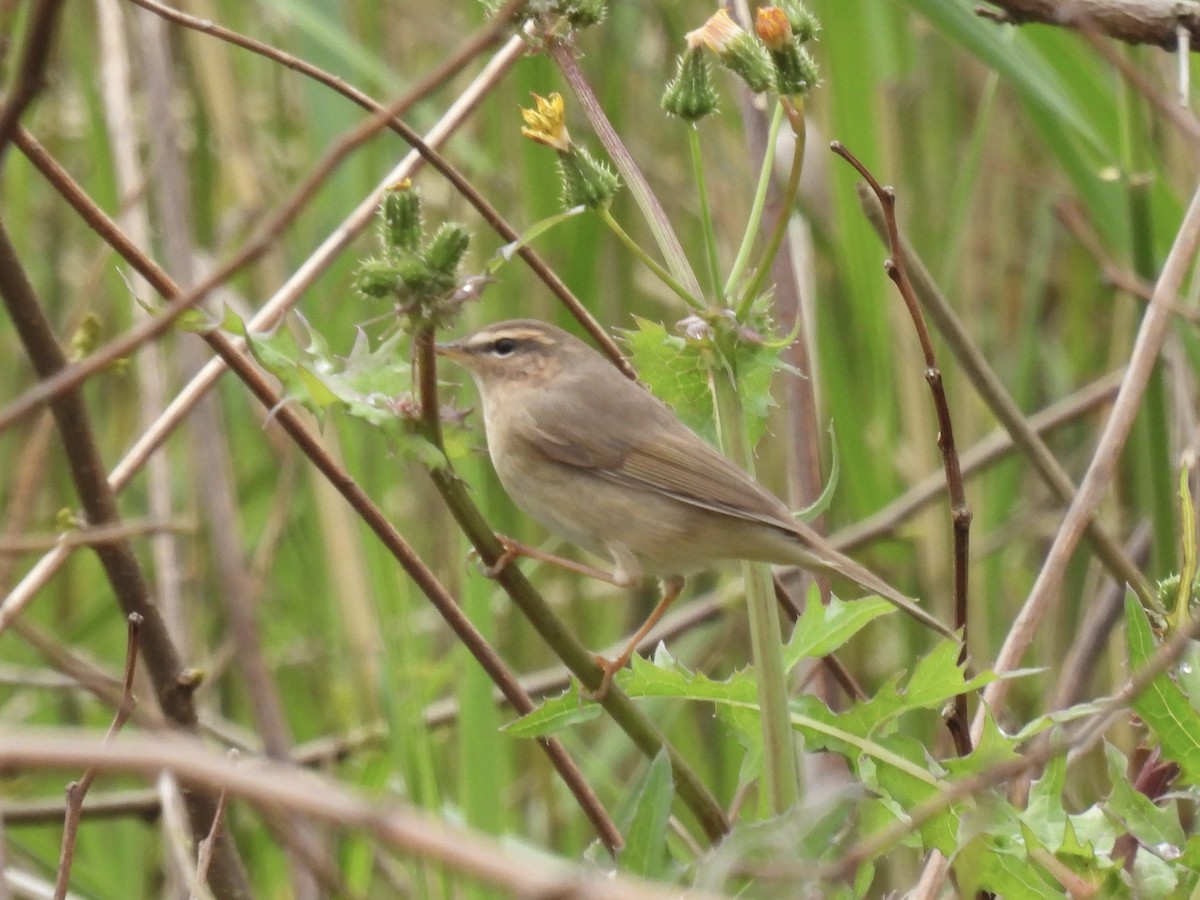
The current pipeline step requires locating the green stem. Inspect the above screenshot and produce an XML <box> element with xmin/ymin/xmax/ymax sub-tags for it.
<box><xmin>738</xmin><ymin>99</ymin><xmax>806</xmax><ymax>318</ymax></box>
<box><xmin>598</xmin><ymin>206</ymin><xmax>701</xmax><ymax>309</ymax></box>
<box><xmin>550</xmin><ymin>40</ymin><xmax>704</xmax><ymax>301</ymax></box>
<box><xmin>709</xmin><ymin>360</ymin><xmax>801</xmax><ymax>813</ymax></box>
<box><xmin>724</xmin><ymin>101</ymin><xmax>784</xmax><ymax>302</ymax></box>
<box><xmin>687</xmin><ymin>125</ymin><xmax>723</xmax><ymax>304</ymax></box>
<box><xmin>416</xmin><ymin>331</ymin><xmax>729</xmax><ymax>842</ymax></box>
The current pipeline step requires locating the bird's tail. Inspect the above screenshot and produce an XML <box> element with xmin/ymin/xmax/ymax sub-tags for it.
<box><xmin>817</xmin><ymin>547</ymin><xmax>958</xmax><ymax>642</ymax></box>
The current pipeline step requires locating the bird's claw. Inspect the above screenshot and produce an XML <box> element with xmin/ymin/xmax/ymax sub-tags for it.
<box><xmin>471</xmin><ymin>534</ymin><xmax>522</xmax><ymax>579</ymax></box>
<box><xmin>584</xmin><ymin>653</ymin><xmax>620</xmax><ymax>702</ymax></box>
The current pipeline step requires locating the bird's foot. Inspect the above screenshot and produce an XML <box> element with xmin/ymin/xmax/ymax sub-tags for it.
<box><xmin>584</xmin><ymin>653</ymin><xmax>623</xmax><ymax>702</ymax></box>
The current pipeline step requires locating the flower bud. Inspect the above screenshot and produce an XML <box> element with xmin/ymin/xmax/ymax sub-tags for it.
<box><xmin>777</xmin><ymin>0</ymin><xmax>820</xmax><ymax>42</ymax></box>
<box><xmin>756</xmin><ymin>7</ymin><xmax>818</xmax><ymax>95</ymax></box>
<box><xmin>558</xmin><ymin>147</ymin><xmax>620</xmax><ymax>209</ymax></box>
<box><xmin>353</xmin><ymin>257</ymin><xmax>401</xmax><ymax>300</ymax></box>
<box><xmin>661</xmin><ymin>46</ymin><xmax>719</xmax><ymax>121</ymax></box>
<box><xmin>424</xmin><ymin>223</ymin><xmax>471</xmax><ymax>277</ymax></box>
<box><xmin>755</xmin><ymin>7</ymin><xmax>792</xmax><ymax>51</ymax></box>
<box><xmin>687</xmin><ymin>9</ymin><xmax>773</xmax><ymax>94</ymax></box>
<box><xmin>380</xmin><ymin>182</ymin><xmax>422</xmax><ymax>252</ymax></box>
<box><xmin>520</xmin><ymin>92</ymin><xmax>619</xmax><ymax>209</ymax></box>
<box><xmin>771</xmin><ymin>42</ymin><xmax>818</xmax><ymax>96</ymax></box>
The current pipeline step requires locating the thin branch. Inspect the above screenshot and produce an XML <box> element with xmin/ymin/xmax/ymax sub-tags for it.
<box><xmin>0</xmin><ymin>0</ymin><xmax>64</xmax><ymax>158</ymax></box>
<box><xmin>2</xmin><ymin>789</ymin><xmax>162</xmax><ymax>825</ymax></box>
<box><xmin>1074</xmin><ymin>19</ymin><xmax>1200</xmax><ymax>148</ymax></box>
<box><xmin>976</xmin><ymin>0</ymin><xmax>1200</xmax><ymax>52</ymax></box>
<box><xmin>127</xmin><ymin>0</ymin><xmax>633</xmax><ymax>377</ymax></box>
<box><xmin>0</xmin><ymin>222</ymin><xmax>253</xmax><ymax>899</ymax></box>
<box><xmin>53</xmin><ymin>613</ymin><xmax>142</xmax><ymax>900</ymax></box>
<box><xmin>0</xmin><ymin>730</ymin><xmax>724</xmax><ymax>900</ymax></box>
<box><xmin>854</xmin><ymin>182</ymin><xmax>1155</xmax><ymax>608</ymax></box>
<box><xmin>192</xmin><ymin>754</ymin><xmax>234</xmax><ymax>900</ymax></box>
<box><xmin>0</xmin><ymin>519</ymin><xmax>192</xmax><ymax>554</ymax></box>
<box><xmin>978</xmin><ymin>179</ymin><xmax>1200</xmax><ymax>730</ymax></box>
<box><xmin>831</xmin><ymin>142</ymin><xmax>974</xmax><ymax>758</ymax></box>
<box><xmin>833</xmin><ymin>369</ymin><xmax>1125</xmax><ymax>553</ymax></box>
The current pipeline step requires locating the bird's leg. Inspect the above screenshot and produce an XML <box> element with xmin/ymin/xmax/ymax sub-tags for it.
<box><xmin>590</xmin><ymin>575</ymin><xmax>686</xmax><ymax>700</ymax></box>
<box><xmin>477</xmin><ymin>535</ymin><xmax>624</xmax><ymax>585</ymax></box>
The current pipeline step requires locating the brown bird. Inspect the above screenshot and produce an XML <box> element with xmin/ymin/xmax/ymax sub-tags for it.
<box><xmin>438</xmin><ymin>319</ymin><xmax>953</xmax><ymax>696</ymax></box>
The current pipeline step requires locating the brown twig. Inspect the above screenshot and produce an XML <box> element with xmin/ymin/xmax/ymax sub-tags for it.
<box><xmin>2</xmin><ymin>789</ymin><xmax>162</xmax><ymax>825</ymax></box>
<box><xmin>0</xmin><ymin>222</ymin><xmax>253</xmax><ymax>899</ymax></box>
<box><xmin>976</xmin><ymin>0</ymin><xmax>1200</xmax><ymax>52</ymax></box>
<box><xmin>1075</xmin><ymin>24</ymin><xmax>1200</xmax><ymax>148</ymax></box>
<box><xmin>127</xmin><ymin>0</ymin><xmax>633</xmax><ymax>378</ymax></box>
<box><xmin>979</xmin><ymin>179</ymin><xmax>1200</xmax><ymax>728</ymax></box>
<box><xmin>830</xmin><ymin>142</ymin><xmax>974</xmax><ymax>758</ymax></box>
<box><xmin>0</xmin><ymin>729</ymin><xmax>724</xmax><ymax>900</ymax></box>
<box><xmin>52</xmin><ymin>613</ymin><xmax>143</xmax><ymax>900</ymax></box>
<box><xmin>0</xmin><ymin>519</ymin><xmax>192</xmax><ymax>554</ymax></box>
<box><xmin>853</xmin><ymin>185</ymin><xmax>1155</xmax><ymax>609</ymax></box>
<box><xmin>0</xmin><ymin>0</ymin><xmax>64</xmax><ymax>158</ymax></box>
<box><xmin>193</xmin><ymin>752</ymin><xmax>235</xmax><ymax>897</ymax></box>
<box><xmin>833</xmin><ymin>368</ymin><xmax>1125</xmax><ymax>553</ymax></box>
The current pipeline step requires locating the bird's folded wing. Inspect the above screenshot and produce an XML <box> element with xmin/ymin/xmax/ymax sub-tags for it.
<box><xmin>526</xmin><ymin>386</ymin><xmax>795</xmax><ymax>533</ymax></box>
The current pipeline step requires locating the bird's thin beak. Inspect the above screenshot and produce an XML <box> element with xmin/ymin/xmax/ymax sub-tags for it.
<box><xmin>434</xmin><ymin>340</ymin><xmax>466</xmax><ymax>360</ymax></box>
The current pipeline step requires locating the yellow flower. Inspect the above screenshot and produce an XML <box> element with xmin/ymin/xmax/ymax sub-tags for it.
<box><xmin>520</xmin><ymin>92</ymin><xmax>572</xmax><ymax>152</ymax></box>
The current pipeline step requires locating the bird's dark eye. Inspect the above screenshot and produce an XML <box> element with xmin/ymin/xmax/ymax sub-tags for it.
<box><xmin>491</xmin><ymin>337</ymin><xmax>517</xmax><ymax>356</ymax></box>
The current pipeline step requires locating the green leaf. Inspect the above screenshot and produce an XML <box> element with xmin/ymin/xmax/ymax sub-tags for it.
<box><xmin>1023</xmin><ymin>753</ymin><xmax>1068</xmax><ymax>848</ymax></box>
<box><xmin>954</xmin><ymin>817</ymin><xmax>1064</xmax><ymax>899</ymax></box>
<box><xmin>1177</xmin><ymin>643</ymin><xmax>1200</xmax><ymax>713</ymax></box>
<box><xmin>499</xmin><ymin>682</ymin><xmax>603</xmax><ymax>738</ymax></box>
<box><xmin>623</xmin><ymin>318</ymin><xmax>716</xmax><ymax>442</ymax></box>
<box><xmin>836</xmin><ymin>639</ymin><xmax>1017</xmax><ymax>740</ymax></box>
<box><xmin>1102</xmin><ymin>742</ymin><xmax>1185</xmax><ymax>854</ymax></box>
<box><xmin>693</xmin><ymin>789</ymin><xmax>865</xmax><ymax>898</ymax></box>
<box><xmin>796</xmin><ymin>422</ymin><xmax>839</xmax><ymax>522</ymax></box>
<box><xmin>485</xmin><ymin>207</ymin><xmax>586</xmax><ymax>275</ymax></box>
<box><xmin>1011</xmin><ymin>699</ymin><xmax>1110</xmax><ymax>743</ymax></box>
<box><xmin>620</xmin><ymin>750</ymin><xmax>674</xmax><ymax>878</ymax></box>
<box><xmin>222</xmin><ymin>312</ymin><xmax>463</xmax><ymax>463</ymax></box>
<box><xmin>945</xmin><ymin>705</ymin><xmax>1020</xmax><ymax>779</ymax></box>
<box><xmin>783</xmin><ymin>588</ymin><xmax>895</xmax><ymax>669</ymax></box>
<box><xmin>1124</xmin><ymin>594</ymin><xmax>1200</xmax><ymax>785</ymax></box>
<box><xmin>622</xmin><ymin>316</ymin><xmax>795</xmax><ymax>447</ymax></box>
